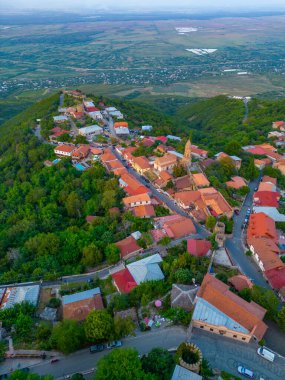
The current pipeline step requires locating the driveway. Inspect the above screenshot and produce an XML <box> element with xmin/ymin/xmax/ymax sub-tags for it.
<box><xmin>190</xmin><ymin>328</ymin><xmax>285</xmax><ymax>380</ymax></box>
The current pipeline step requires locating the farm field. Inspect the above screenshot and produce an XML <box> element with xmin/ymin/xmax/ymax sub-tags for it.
<box><xmin>1</xmin><ymin>12</ymin><xmax>285</xmax><ymax>122</ymax></box>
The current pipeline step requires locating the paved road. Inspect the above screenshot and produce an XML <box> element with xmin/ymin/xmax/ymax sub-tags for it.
<box><xmin>111</xmin><ymin>147</ymin><xmax>209</xmax><ymax>239</ymax></box>
<box><xmin>191</xmin><ymin>328</ymin><xmax>285</xmax><ymax>380</ymax></box>
<box><xmin>27</xmin><ymin>327</ymin><xmax>186</xmax><ymax>379</ymax></box>
<box><xmin>225</xmin><ymin>176</ymin><xmax>269</xmax><ymax>287</ymax></box>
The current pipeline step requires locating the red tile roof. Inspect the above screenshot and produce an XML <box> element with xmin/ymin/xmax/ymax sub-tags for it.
<box><xmin>228</xmin><ymin>275</ymin><xmax>253</xmax><ymax>292</ymax></box>
<box><xmin>112</xmin><ymin>269</ymin><xmax>137</xmax><ymax>293</ymax></box>
<box><xmin>187</xmin><ymin>239</ymin><xmax>211</xmax><ymax>257</ymax></box>
<box><xmin>265</xmin><ymin>266</ymin><xmax>285</xmax><ymax>290</ymax></box>
<box><xmin>155</xmin><ymin>136</ymin><xmax>168</xmax><ymax>144</ymax></box>
<box><xmin>133</xmin><ymin>205</ymin><xmax>155</xmax><ymax>218</ymax></box>
<box><xmin>253</xmin><ymin>191</ymin><xmax>279</xmax><ymax>207</ymax></box>
<box><xmin>248</xmin><ymin>238</ymin><xmax>282</xmax><ymax>271</ymax></box>
<box><xmin>197</xmin><ymin>274</ymin><xmax>268</xmax><ymax>340</ymax></box>
<box><xmin>115</xmin><ymin>236</ymin><xmax>142</xmax><ymax>259</ymax></box>
<box><xmin>164</xmin><ymin>216</ymin><xmax>196</xmax><ymax>238</ymax></box>
<box><xmin>247</xmin><ymin>213</ymin><xmax>277</xmax><ymax>241</ymax></box>
<box><xmin>55</xmin><ymin>144</ymin><xmax>75</xmax><ymax>154</ymax></box>
<box><xmin>226</xmin><ymin>176</ymin><xmax>247</xmax><ymax>189</ymax></box>
<box><xmin>262</xmin><ymin>176</ymin><xmax>277</xmax><ymax>185</ymax></box>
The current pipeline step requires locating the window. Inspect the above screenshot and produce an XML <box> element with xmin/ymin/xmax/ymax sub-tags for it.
<box><xmin>200</xmin><ymin>325</ymin><xmax>204</xmax><ymax>329</ymax></box>
<box><xmin>233</xmin><ymin>335</ymin><xmax>237</xmax><ymax>338</ymax></box>
<box><xmin>242</xmin><ymin>337</ymin><xmax>246</xmax><ymax>341</ymax></box>
<box><xmin>210</xmin><ymin>328</ymin><xmax>213</xmax><ymax>331</ymax></box>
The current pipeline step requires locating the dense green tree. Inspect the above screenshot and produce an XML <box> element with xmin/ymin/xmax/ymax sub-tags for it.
<box><xmin>50</xmin><ymin>320</ymin><xmax>85</xmax><ymax>354</ymax></box>
<box><xmin>15</xmin><ymin>313</ymin><xmax>33</xmax><ymax>338</ymax></box>
<box><xmin>172</xmin><ymin>163</ymin><xmax>187</xmax><ymax>178</ymax></box>
<box><xmin>277</xmin><ymin>307</ymin><xmax>285</xmax><ymax>332</ymax></box>
<box><xmin>174</xmin><ymin>268</ymin><xmax>192</xmax><ymax>284</ymax></box>
<box><xmin>0</xmin><ymin>341</ymin><xmax>6</xmax><ymax>362</ymax></box>
<box><xmin>81</xmin><ymin>244</ymin><xmax>103</xmax><ymax>267</ymax></box>
<box><xmin>10</xmin><ymin>371</ymin><xmax>53</xmax><ymax>380</ymax></box>
<box><xmin>71</xmin><ymin>374</ymin><xmax>84</xmax><ymax>380</ymax></box>
<box><xmin>95</xmin><ymin>348</ymin><xmax>155</xmax><ymax>380</ymax></box>
<box><xmin>206</xmin><ymin>216</ymin><xmax>216</xmax><ymax>231</ymax></box>
<box><xmin>105</xmin><ymin>243</ymin><xmax>120</xmax><ymax>264</ymax></box>
<box><xmin>114</xmin><ymin>316</ymin><xmax>136</xmax><ymax>339</ymax></box>
<box><xmin>251</xmin><ymin>286</ymin><xmax>279</xmax><ymax>319</ymax></box>
<box><xmin>141</xmin><ymin>348</ymin><xmax>175</xmax><ymax>380</ymax></box>
<box><xmin>85</xmin><ymin>310</ymin><xmax>114</xmax><ymax>342</ymax></box>
<box><xmin>224</xmin><ymin>140</ymin><xmax>242</xmax><ymax>156</ymax></box>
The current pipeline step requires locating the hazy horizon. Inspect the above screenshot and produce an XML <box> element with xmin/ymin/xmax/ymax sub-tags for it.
<box><xmin>1</xmin><ymin>0</ymin><xmax>285</xmax><ymax>12</ymax></box>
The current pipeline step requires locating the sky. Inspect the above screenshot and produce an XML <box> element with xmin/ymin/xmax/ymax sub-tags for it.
<box><xmin>2</xmin><ymin>0</ymin><xmax>285</xmax><ymax>12</ymax></box>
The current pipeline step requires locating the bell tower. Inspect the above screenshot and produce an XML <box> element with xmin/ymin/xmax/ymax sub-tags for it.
<box><xmin>182</xmin><ymin>139</ymin><xmax>192</xmax><ymax>170</ymax></box>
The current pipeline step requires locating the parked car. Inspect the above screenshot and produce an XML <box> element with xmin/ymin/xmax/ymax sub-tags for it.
<box><xmin>106</xmin><ymin>340</ymin><xmax>122</xmax><ymax>349</ymax></box>
<box><xmin>257</xmin><ymin>347</ymin><xmax>275</xmax><ymax>362</ymax></box>
<box><xmin>247</xmin><ymin>208</ymin><xmax>251</xmax><ymax>214</ymax></box>
<box><xmin>89</xmin><ymin>344</ymin><xmax>105</xmax><ymax>353</ymax></box>
<box><xmin>237</xmin><ymin>366</ymin><xmax>254</xmax><ymax>378</ymax></box>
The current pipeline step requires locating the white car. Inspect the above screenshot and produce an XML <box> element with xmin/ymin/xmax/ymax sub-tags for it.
<box><xmin>238</xmin><ymin>366</ymin><xmax>254</xmax><ymax>378</ymax></box>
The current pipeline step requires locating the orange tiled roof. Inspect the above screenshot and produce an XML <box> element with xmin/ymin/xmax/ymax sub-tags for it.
<box><xmin>226</xmin><ymin>176</ymin><xmax>247</xmax><ymax>189</ymax></box>
<box><xmin>133</xmin><ymin>204</ymin><xmax>155</xmax><ymax>218</ymax></box>
<box><xmin>154</xmin><ymin>153</ymin><xmax>177</xmax><ymax>166</ymax></box>
<box><xmin>193</xmin><ymin>173</ymin><xmax>210</xmax><ymax>188</ymax></box>
<box><xmin>132</xmin><ymin>156</ymin><xmax>151</xmax><ymax>170</ymax></box>
<box><xmin>123</xmin><ymin>193</ymin><xmax>151</xmax><ymax>206</ymax></box>
<box><xmin>262</xmin><ymin>176</ymin><xmax>277</xmax><ymax>185</ymax></box>
<box><xmin>114</xmin><ymin>121</ymin><xmax>129</xmax><ymax>128</ymax></box>
<box><xmin>174</xmin><ymin>175</ymin><xmax>192</xmax><ymax>190</ymax></box>
<box><xmin>248</xmin><ymin>238</ymin><xmax>282</xmax><ymax>271</ymax></box>
<box><xmin>164</xmin><ymin>216</ymin><xmax>196</xmax><ymax>238</ymax></box>
<box><xmin>199</xmin><ymin>187</ymin><xmax>232</xmax><ymax>215</ymax></box>
<box><xmin>258</xmin><ymin>182</ymin><xmax>275</xmax><ymax>192</ymax></box>
<box><xmin>174</xmin><ymin>191</ymin><xmax>201</xmax><ymax>207</ymax></box>
<box><xmin>100</xmin><ymin>151</ymin><xmax>117</xmax><ymax>163</ymax></box>
<box><xmin>247</xmin><ymin>213</ymin><xmax>277</xmax><ymax>241</ymax></box>
<box><xmin>228</xmin><ymin>275</ymin><xmax>253</xmax><ymax>292</ymax></box>
<box><xmin>55</xmin><ymin>144</ymin><xmax>75</xmax><ymax>153</ymax></box>
<box><xmin>197</xmin><ymin>274</ymin><xmax>268</xmax><ymax>340</ymax></box>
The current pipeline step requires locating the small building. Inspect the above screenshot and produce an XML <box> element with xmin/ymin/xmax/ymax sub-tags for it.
<box><xmin>115</xmin><ymin>236</ymin><xmax>143</xmax><ymax>260</ymax></box>
<box><xmin>132</xmin><ymin>156</ymin><xmax>151</xmax><ymax>174</ymax></box>
<box><xmin>187</xmin><ymin>239</ymin><xmax>211</xmax><ymax>257</ymax></box>
<box><xmin>228</xmin><ymin>275</ymin><xmax>253</xmax><ymax>292</ymax></box>
<box><xmin>142</xmin><ymin>125</ymin><xmax>153</xmax><ymax>132</ymax></box>
<box><xmin>79</xmin><ymin>125</ymin><xmax>103</xmax><ymax>138</ymax></box>
<box><xmin>72</xmin><ymin>145</ymin><xmax>90</xmax><ymax>160</ymax></box>
<box><xmin>40</xmin><ymin>307</ymin><xmax>57</xmax><ymax>322</ymax></box>
<box><xmin>133</xmin><ymin>204</ymin><xmax>155</xmax><ymax>218</ymax></box>
<box><xmin>62</xmin><ymin>287</ymin><xmax>104</xmax><ymax>321</ymax></box>
<box><xmin>171</xmin><ymin>284</ymin><xmax>199</xmax><ymax>312</ymax></box>
<box><xmin>112</xmin><ymin>269</ymin><xmax>137</xmax><ymax>294</ymax></box>
<box><xmin>54</xmin><ymin>144</ymin><xmax>75</xmax><ymax>157</ymax></box>
<box><xmin>192</xmin><ymin>173</ymin><xmax>210</xmax><ymax>188</ymax></box>
<box><xmin>226</xmin><ymin>176</ymin><xmax>247</xmax><ymax>189</ymax></box>
<box><xmin>88</xmin><ymin>111</ymin><xmax>103</xmax><ymax>120</ymax></box>
<box><xmin>167</xmin><ymin>135</ymin><xmax>181</xmax><ymax>142</ymax></box>
<box><xmin>127</xmin><ymin>254</ymin><xmax>164</xmax><ymax>284</ymax></box>
<box><xmin>53</xmin><ymin>115</ymin><xmax>68</xmax><ymax>123</ymax></box>
<box><xmin>191</xmin><ymin>145</ymin><xmax>208</xmax><ymax>159</ymax></box>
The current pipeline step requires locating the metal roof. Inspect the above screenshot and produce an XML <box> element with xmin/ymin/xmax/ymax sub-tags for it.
<box><xmin>171</xmin><ymin>365</ymin><xmax>202</xmax><ymax>380</ymax></box>
<box><xmin>192</xmin><ymin>297</ymin><xmax>249</xmax><ymax>334</ymax></box>
<box><xmin>79</xmin><ymin>125</ymin><xmax>102</xmax><ymax>133</ymax></box>
<box><xmin>0</xmin><ymin>285</ymin><xmax>40</xmax><ymax>310</ymax></box>
<box><xmin>63</xmin><ymin>287</ymin><xmax>101</xmax><ymax>305</ymax></box>
<box><xmin>127</xmin><ymin>254</ymin><xmax>164</xmax><ymax>285</ymax></box>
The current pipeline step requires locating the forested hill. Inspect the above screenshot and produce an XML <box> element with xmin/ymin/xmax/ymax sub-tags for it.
<box><xmin>173</xmin><ymin>96</ymin><xmax>285</xmax><ymax>154</ymax></box>
<box><xmin>0</xmin><ymin>94</ymin><xmax>125</xmax><ymax>284</ymax></box>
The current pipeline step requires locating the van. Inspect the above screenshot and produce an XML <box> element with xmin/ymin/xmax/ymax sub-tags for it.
<box><xmin>257</xmin><ymin>347</ymin><xmax>275</xmax><ymax>362</ymax></box>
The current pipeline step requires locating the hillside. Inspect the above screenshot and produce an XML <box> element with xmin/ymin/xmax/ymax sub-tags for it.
<box><xmin>172</xmin><ymin>96</ymin><xmax>285</xmax><ymax>154</ymax></box>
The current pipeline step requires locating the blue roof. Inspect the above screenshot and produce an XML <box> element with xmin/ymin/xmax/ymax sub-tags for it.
<box><xmin>63</xmin><ymin>287</ymin><xmax>101</xmax><ymax>305</ymax></box>
<box><xmin>52</xmin><ymin>158</ymin><xmax>61</xmax><ymax>164</ymax></box>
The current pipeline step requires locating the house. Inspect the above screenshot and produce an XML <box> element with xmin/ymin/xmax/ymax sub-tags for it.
<box><xmin>272</xmin><ymin>121</ymin><xmax>285</xmax><ymax>131</ymax></box>
<box><xmin>187</xmin><ymin>239</ymin><xmax>211</xmax><ymax>257</ymax></box>
<box><xmin>192</xmin><ymin>173</ymin><xmax>210</xmax><ymax>188</ymax></box>
<box><xmin>163</xmin><ymin>216</ymin><xmax>196</xmax><ymax>238</ymax></box>
<box><xmin>254</xmin><ymin>158</ymin><xmax>272</xmax><ymax>170</ymax></box>
<box><xmin>215</xmin><ymin>152</ymin><xmax>242</xmax><ymax>170</ymax></box>
<box><xmin>112</xmin><ymin>254</ymin><xmax>164</xmax><ymax>292</ymax></box>
<box><xmin>0</xmin><ymin>285</ymin><xmax>40</xmax><ymax>310</ymax></box>
<box><xmin>191</xmin><ymin>145</ymin><xmax>208</xmax><ymax>159</ymax></box>
<box><xmin>62</xmin><ymin>288</ymin><xmax>104</xmax><ymax>321</ymax></box>
<box><xmin>133</xmin><ymin>205</ymin><xmax>155</xmax><ymax>218</ymax></box>
<box><xmin>198</xmin><ymin>188</ymin><xmax>233</xmax><ymax>219</ymax></box>
<box><xmin>253</xmin><ymin>191</ymin><xmax>280</xmax><ymax>207</ymax></box>
<box><xmin>228</xmin><ymin>275</ymin><xmax>253</xmax><ymax>292</ymax></box>
<box><xmin>114</xmin><ymin>122</ymin><xmax>129</xmax><ymax>136</ymax></box>
<box><xmin>248</xmin><ymin>238</ymin><xmax>282</xmax><ymax>272</ymax></box>
<box><xmin>155</xmin><ymin>171</ymin><xmax>173</xmax><ymax>188</ymax></box>
<box><xmin>88</xmin><ymin>111</ymin><xmax>103</xmax><ymax>121</ymax></box>
<box><xmin>167</xmin><ymin>135</ymin><xmax>181</xmax><ymax>142</ymax></box>
<box><xmin>115</xmin><ymin>236</ymin><xmax>143</xmax><ymax>260</ymax></box>
<box><xmin>171</xmin><ymin>365</ymin><xmax>202</xmax><ymax>380</ymax></box>
<box><xmin>142</xmin><ymin>125</ymin><xmax>153</xmax><ymax>132</ymax></box>
<box><xmin>123</xmin><ymin>193</ymin><xmax>151</xmax><ymax>208</ymax></box>
<box><xmin>171</xmin><ymin>284</ymin><xmax>200</xmax><ymax>312</ymax></box>
<box><xmin>54</xmin><ymin>144</ymin><xmax>75</xmax><ymax>157</ymax></box>
<box><xmin>174</xmin><ymin>191</ymin><xmax>209</xmax><ymax>222</ymax></box>
<box><xmin>174</xmin><ymin>175</ymin><xmax>192</xmax><ymax>191</ymax></box>
<box><xmin>253</xmin><ymin>206</ymin><xmax>285</xmax><ymax>222</ymax></box>
<box><xmin>83</xmin><ymin>101</ymin><xmax>97</xmax><ymax>112</ymax></box>
<box><xmin>265</xmin><ymin>266</ymin><xmax>285</xmax><ymax>290</ymax></box>
<box><xmin>226</xmin><ymin>176</ymin><xmax>247</xmax><ymax>189</ymax></box>
<box><xmin>72</xmin><ymin>145</ymin><xmax>90</xmax><ymax>160</ymax></box>
<box><xmin>126</xmin><ymin>254</ymin><xmax>164</xmax><ymax>284</ymax></box>
<box><xmin>78</xmin><ymin>125</ymin><xmax>103</xmax><ymax>138</ymax></box>
<box><xmin>100</xmin><ymin>149</ymin><xmax>117</xmax><ymax>164</ymax></box>
<box><xmin>155</xmin><ymin>136</ymin><xmax>168</xmax><ymax>144</ymax></box>
<box><xmin>132</xmin><ymin>156</ymin><xmax>151</xmax><ymax>174</ymax></box>
<box><xmin>53</xmin><ymin>115</ymin><xmax>68</xmax><ymax>123</ymax></box>
<box><xmin>247</xmin><ymin>213</ymin><xmax>277</xmax><ymax>242</ymax></box>
<box><xmin>111</xmin><ymin>269</ymin><xmax>137</xmax><ymax>294</ymax></box>
<box><xmin>262</xmin><ymin>175</ymin><xmax>277</xmax><ymax>185</ymax></box>
<box><xmin>273</xmin><ymin>158</ymin><xmax>285</xmax><ymax>176</ymax></box>
<box><xmin>154</xmin><ymin>153</ymin><xmax>178</xmax><ymax>173</ymax></box>
<box><xmin>105</xmin><ymin>159</ymin><xmax>125</xmax><ymax>173</ymax></box>
<box><xmin>119</xmin><ymin>173</ymin><xmax>149</xmax><ymax>196</ymax></box>
<box><xmin>192</xmin><ymin>274</ymin><xmax>268</xmax><ymax>342</ymax></box>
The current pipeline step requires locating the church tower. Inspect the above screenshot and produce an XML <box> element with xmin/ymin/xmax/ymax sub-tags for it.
<box><xmin>182</xmin><ymin>139</ymin><xmax>192</xmax><ymax>170</ymax></box>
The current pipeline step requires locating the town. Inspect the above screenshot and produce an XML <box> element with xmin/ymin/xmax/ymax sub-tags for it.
<box><xmin>1</xmin><ymin>89</ymin><xmax>285</xmax><ymax>380</ymax></box>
